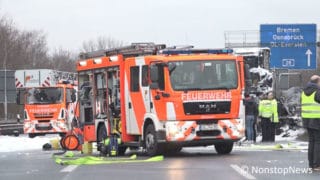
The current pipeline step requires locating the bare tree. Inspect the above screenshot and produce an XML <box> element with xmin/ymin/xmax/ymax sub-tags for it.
<box><xmin>0</xmin><ymin>15</ymin><xmax>78</xmax><ymax>119</ymax></box>
<box><xmin>0</xmin><ymin>15</ymin><xmax>48</xmax><ymax>70</ymax></box>
<box><xmin>48</xmin><ymin>48</ymin><xmax>77</xmax><ymax>72</ymax></box>
<box><xmin>0</xmin><ymin>16</ymin><xmax>18</xmax><ymax>69</ymax></box>
<box><xmin>81</xmin><ymin>36</ymin><xmax>124</xmax><ymax>52</ymax></box>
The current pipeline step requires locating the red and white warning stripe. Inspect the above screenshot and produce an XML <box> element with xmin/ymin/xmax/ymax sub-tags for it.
<box><xmin>42</xmin><ymin>77</ymin><xmax>51</xmax><ymax>87</ymax></box>
<box><xmin>15</xmin><ymin>78</ymin><xmax>24</xmax><ymax>88</ymax></box>
<box><xmin>166</xmin><ymin>119</ymin><xmax>244</xmax><ymax>142</ymax></box>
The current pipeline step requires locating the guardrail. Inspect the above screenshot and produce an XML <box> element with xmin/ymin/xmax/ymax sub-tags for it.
<box><xmin>0</xmin><ymin>120</ymin><xmax>23</xmax><ymax>136</ymax></box>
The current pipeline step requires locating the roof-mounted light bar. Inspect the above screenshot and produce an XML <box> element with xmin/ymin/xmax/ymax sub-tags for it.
<box><xmin>109</xmin><ymin>55</ymin><xmax>119</xmax><ymax>62</ymax></box>
<box><xmin>159</xmin><ymin>48</ymin><xmax>233</xmax><ymax>55</ymax></box>
<box><xmin>93</xmin><ymin>58</ymin><xmax>102</xmax><ymax>64</ymax></box>
<box><xmin>79</xmin><ymin>61</ymin><xmax>87</xmax><ymax>66</ymax></box>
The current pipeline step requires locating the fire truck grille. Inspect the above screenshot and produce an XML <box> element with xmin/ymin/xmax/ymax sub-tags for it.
<box><xmin>34</xmin><ymin>113</ymin><xmax>54</xmax><ymax>118</ymax></box>
<box><xmin>183</xmin><ymin>101</ymin><xmax>231</xmax><ymax>115</ymax></box>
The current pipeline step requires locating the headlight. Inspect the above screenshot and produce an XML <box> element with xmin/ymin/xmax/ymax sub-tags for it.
<box><xmin>168</xmin><ymin>125</ymin><xmax>179</xmax><ymax>137</ymax></box>
<box><xmin>57</xmin><ymin>121</ymin><xmax>66</xmax><ymax>128</ymax></box>
<box><xmin>24</xmin><ymin>122</ymin><xmax>32</xmax><ymax>128</ymax></box>
<box><xmin>166</xmin><ymin>122</ymin><xmax>183</xmax><ymax>138</ymax></box>
<box><xmin>235</xmin><ymin>119</ymin><xmax>245</xmax><ymax>135</ymax></box>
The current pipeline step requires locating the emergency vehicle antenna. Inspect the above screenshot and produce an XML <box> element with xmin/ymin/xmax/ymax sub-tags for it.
<box><xmin>79</xmin><ymin>42</ymin><xmax>166</xmax><ymax>59</ymax></box>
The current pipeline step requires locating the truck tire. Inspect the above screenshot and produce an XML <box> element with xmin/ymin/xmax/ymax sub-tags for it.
<box><xmin>97</xmin><ymin>125</ymin><xmax>108</xmax><ymax>155</ymax></box>
<box><xmin>215</xmin><ymin>142</ymin><xmax>234</xmax><ymax>154</ymax></box>
<box><xmin>28</xmin><ymin>133</ymin><xmax>36</xmax><ymax>138</ymax></box>
<box><xmin>145</xmin><ymin>124</ymin><xmax>164</xmax><ymax>156</ymax></box>
<box><xmin>13</xmin><ymin>130</ymin><xmax>20</xmax><ymax>137</ymax></box>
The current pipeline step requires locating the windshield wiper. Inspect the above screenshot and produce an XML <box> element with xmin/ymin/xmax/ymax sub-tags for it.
<box><xmin>172</xmin><ymin>87</ymin><xmax>202</xmax><ymax>93</ymax></box>
<box><xmin>176</xmin><ymin>88</ymin><xmax>204</xmax><ymax>92</ymax></box>
<box><xmin>211</xmin><ymin>86</ymin><xmax>231</xmax><ymax>91</ymax></box>
<box><xmin>32</xmin><ymin>102</ymin><xmax>50</xmax><ymax>105</ymax></box>
<box><xmin>185</xmin><ymin>88</ymin><xmax>204</xmax><ymax>90</ymax></box>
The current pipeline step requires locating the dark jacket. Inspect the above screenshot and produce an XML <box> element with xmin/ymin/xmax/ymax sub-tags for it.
<box><xmin>302</xmin><ymin>82</ymin><xmax>320</xmax><ymax>130</ymax></box>
<box><xmin>244</xmin><ymin>96</ymin><xmax>258</xmax><ymax>117</ymax></box>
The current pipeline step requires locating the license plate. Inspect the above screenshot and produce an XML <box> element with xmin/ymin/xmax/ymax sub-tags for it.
<box><xmin>199</xmin><ymin>124</ymin><xmax>217</xmax><ymax>131</ymax></box>
<box><xmin>37</xmin><ymin>123</ymin><xmax>49</xmax><ymax>127</ymax></box>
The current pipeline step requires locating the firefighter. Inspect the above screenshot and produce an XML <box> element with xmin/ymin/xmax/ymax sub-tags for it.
<box><xmin>301</xmin><ymin>75</ymin><xmax>320</xmax><ymax>170</ymax></box>
<box><xmin>259</xmin><ymin>91</ymin><xmax>278</xmax><ymax>142</ymax></box>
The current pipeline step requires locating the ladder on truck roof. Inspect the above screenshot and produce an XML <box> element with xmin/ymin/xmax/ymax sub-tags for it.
<box><xmin>159</xmin><ymin>48</ymin><xmax>233</xmax><ymax>55</ymax></box>
<box><xmin>79</xmin><ymin>42</ymin><xmax>166</xmax><ymax>59</ymax></box>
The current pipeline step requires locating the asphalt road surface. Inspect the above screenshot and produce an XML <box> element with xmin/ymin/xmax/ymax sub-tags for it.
<box><xmin>0</xmin><ymin>146</ymin><xmax>319</xmax><ymax>180</ymax></box>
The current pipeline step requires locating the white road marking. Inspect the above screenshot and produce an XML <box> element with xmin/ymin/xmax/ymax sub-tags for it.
<box><xmin>60</xmin><ymin>165</ymin><xmax>79</xmax><ymax>173</ymax></box>
<box><xmin>230</xmin><ymin>164</ymin><xmax>256</xmax><ymax>180</ymax></box>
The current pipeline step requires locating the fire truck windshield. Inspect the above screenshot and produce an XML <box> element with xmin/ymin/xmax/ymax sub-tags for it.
<box><xmin>26</xmin><ymin>87</ymin><xmax>63</xmax><ymax>104</ymax></box>
<box><xmin>169</xmin><ymin>60</ymin><xmax>238</xmax><ymax>91</ymax></box>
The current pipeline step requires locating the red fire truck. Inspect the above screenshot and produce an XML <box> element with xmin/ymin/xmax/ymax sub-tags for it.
<box><xmin>73</xmin><ymin>43</ymin><xmax>247</xmax><ymax>156</ymax></box>
<box><xmin>15</xmin><ymin>69</ymin><xmax>77</xmax><ymax>138</ymax></box>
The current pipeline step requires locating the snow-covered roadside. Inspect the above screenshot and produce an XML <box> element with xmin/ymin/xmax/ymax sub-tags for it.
<box><xmin>275</xmin><ymin>127</ymin><xmax>306</xmax><ymax>142</ymax></box>
<box><xmin>236</xmin><ymin>127</ymin><xmax>308</xmax><ymax>151</ymax></box>
<box><xmin>254</xmin><ymin>126</ymin><xmax>306</xmax><ymax>143</ymax></box>
<box><xmin>0</xmin><ymin>134</ymin><xmax>59</xmax><ymax>153</ymax></box>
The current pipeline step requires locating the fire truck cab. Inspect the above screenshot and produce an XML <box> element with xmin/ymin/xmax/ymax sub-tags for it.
<box><xmin>77</xmin><ymin>43</ymin><xmax>247</xmax><ymax>156</ymax></box>
<box><xmin>15</xmin><ymin>69</ymin><xmax>77</xmax><ymax>138</ymax></box>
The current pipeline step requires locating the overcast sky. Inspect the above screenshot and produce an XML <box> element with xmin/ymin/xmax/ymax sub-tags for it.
<box><xmin>0</xmin><ymin>0</ymin><xmax>319</xmax><ymax>52</ymax></box>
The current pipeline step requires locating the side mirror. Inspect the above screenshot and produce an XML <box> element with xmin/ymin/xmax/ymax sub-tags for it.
<box><xmin>150</xmin><ymin>65</ymin><xmax>159</xmax><ymax>82</ymax></box>
<box><xmin>16</xmin><ymin>90</ymin><xmax>25</xmax><ymax>105</ymax></box>
<box><xmin>17</xmin><ymin>114</ymin><xmax>21</xmax><ymax>123</ymax></box>
<box><xmin>71</xmin><ymin>89</ymin><xmax>77</xmax><ymax>103</ymax></box>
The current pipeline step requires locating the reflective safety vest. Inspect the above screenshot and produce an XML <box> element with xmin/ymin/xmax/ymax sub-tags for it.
<box><xmin>301</xmin><ymin>92</ymin><xmax>320</xmax><ymax>119</ymax></box>
<box><xmin>259</xmin><ymin>99</ymin><xmax>279</xmax><ymax>123</ymax></box>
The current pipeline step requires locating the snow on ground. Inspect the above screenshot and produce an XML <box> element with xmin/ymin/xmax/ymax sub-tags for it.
<box><xmin>0</xmin><ymin>127</ymin><xmax>307</xmax><ymax>153</ymax></box>
<box><xmin>275</xmin><ymin>127</ymin><xmax>306</xmax><ymax>142</ymax></box>
<box><xmin>235</xmin><ymin>127</ymin><xmax>308</xmax><ymax>151</ymax></box>
<box><xmin>0</xmin><ymin>134</ymin><xmax>59</xmax><ymax>153</ymax></box>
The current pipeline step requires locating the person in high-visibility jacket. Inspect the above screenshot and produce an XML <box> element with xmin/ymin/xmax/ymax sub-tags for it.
<box><xmin>259</xmin><ymin>92</ymin><xmax>278</xmax><ymax>142</ymax></box>
<box><xmin>301</xmin><ymin>75</ymin><xmax>320</xmax><ymax>171</ymax></box>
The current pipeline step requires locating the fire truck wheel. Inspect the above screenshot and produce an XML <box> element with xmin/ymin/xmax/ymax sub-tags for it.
<box><xmin>28</xmin><ymin>133</ymin><xmax>36</xmax><ymax>138</ymax></box>
<box><xmin>97</xmin><ymin>125</ymin><xmax>108</xmax><ymax>155</ymax></box>
<box><xmin>214</xmin><ymin>142</ymin><xmax>234</xmax><ymax>154</ymax></box>
<box><xmin>145</xmin><ymin>124</ymin><xmax>164</xmax><ymax>156</ymax></box>
<box><xmin>13</xmin><ymin>131</ymin><xmax>20</xmax><ymax>137</ymax></box>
